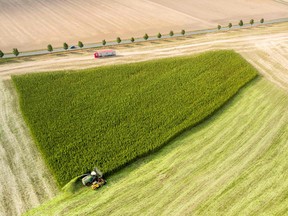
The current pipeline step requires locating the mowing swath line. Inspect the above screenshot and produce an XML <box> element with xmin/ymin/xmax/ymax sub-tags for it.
<box><xmin>162</xmin><ymin>93</ymin><xmax>285</xmax><ymax>214</ymax></box>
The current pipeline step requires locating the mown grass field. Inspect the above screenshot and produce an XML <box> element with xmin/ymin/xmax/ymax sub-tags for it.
<box><xmin>25</xmin><ymin>78</ymin><xmax>288</xmax><ymax>215</ymax></box>
<box><xmin>12</xmin><ymin>50</ymin><xmax>257</xmax><ymax>186</ymax></box>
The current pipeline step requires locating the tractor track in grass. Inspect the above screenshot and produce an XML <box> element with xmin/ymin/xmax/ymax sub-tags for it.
<box><xmin>0</xmin><ymin>79</ymin><xmax>58</xmax><ymax>216</ymax></box>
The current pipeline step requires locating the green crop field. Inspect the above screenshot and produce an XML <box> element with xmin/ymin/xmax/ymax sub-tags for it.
<box><xmin>13</xmin><ymin>50</ymin><xmax>257</xmax><ymax>186</ymax></box>
<box><xmin>25</xmin><ymin>78</ymin><xmax>288</xmax><ymax>215</ymax></box>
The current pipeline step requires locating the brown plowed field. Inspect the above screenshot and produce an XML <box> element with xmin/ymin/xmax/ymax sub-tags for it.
<box><xmin>0</xmin><ymin>0</ymin><xmax>287</xmax><ymax>52</ymax></box>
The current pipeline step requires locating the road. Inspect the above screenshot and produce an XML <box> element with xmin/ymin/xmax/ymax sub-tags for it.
<box><xmin>2</xmin><ymin>18</ymin><xmax>288</xmax><ymax>59</ymax></box>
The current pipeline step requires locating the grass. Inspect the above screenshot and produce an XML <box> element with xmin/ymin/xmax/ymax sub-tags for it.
<box><xmin>12</xmin><ymin>50</ymin><xmax>257</xmax><ymax>186</ymax></box>
<box><xmin>0</xmin><ymin>58</ymin><xmax>16</xmax><ymax>65</ymax></box>
<box><xmin>25</xmin><ymin>78</ymin><xmax>288</xmax><ymax>215</ymax></box>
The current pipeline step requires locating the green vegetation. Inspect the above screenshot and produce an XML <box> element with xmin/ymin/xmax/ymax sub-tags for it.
<box><xmin>13</xmin><ymin>50</ymin><xmax>257</xmax><ymax>186</ymax></box>
<box><xmin>260</xmin><ymin>18</ymin><xmax>264</xmax><ymax>24</ymax></box>
<box><xmin>169</xmin><ymin>30</ymin><xmax>174</xmax><ymax>37</ymax></box>
<box><xmin>25</xmin><ymin>78</ymin><xmax>288</xmax><ymax>215</ymax></box>
<box><xmin>250</xmin><ymin>19</ymin><xmax>254</xmax><ymax>26</ymax></box>
<box><xmin>131</xmin><ymin>37</ymin><xmax>135</xmax><ymax>43</ymax></box>
<box><xmin>0</xmin><ymin>50</ymin><xmax>4</xmax><ymax>58</ymax></box>
<box><xmin>102</xmin><ymin>40</ymin><xmax>106</xmax><ymax>46</ymax></box>
<box><xmin>239</xmin><ymin>20</ymin><xmax>244</xmax><ymax>27</ymax></box>
<box><xmin>157</xmin><ymin>33</ymin><xmax>162</xmax><ymax>39</ymax></box>
<box><xmin>217</xmin><ymin>25</ymin><xmax>221</xmax><ymax>30</ymax></box>
<box><xmin>181</xmin><ymin>29</ymin><xmax>185</xmax><ymax>35</ymax></box>
<box><xmin>116</xmin><ymin>37</ymin><xmax>121</xmax><ymax>44</ymax></box>
<box><xmin>143</xmin><ymin>33</ymin><xmax>149</xmax><ymax>40</ymax></box>
<box><xmin>228</xmin><ymin>23</ymin><xmax>232</xmax><ymax>29</ymax></box>
<box><xmin>13</xmin><ymin>48</ymin><xmax>19</xmax><ymax>57</ymax></box>
<box><xmin>78</xmin><ymin>41</ymin><xmax>84</xmax><ymax>48</ymax></box>
<box><xmin>47</xmin><ymin>44</ymin><xmax>53</xmax><ymax>52</ymax></box>
<box><xmin>63</xmin><ymin>43</ymin><xmax>68</xmax><ymax>50</ymax></box>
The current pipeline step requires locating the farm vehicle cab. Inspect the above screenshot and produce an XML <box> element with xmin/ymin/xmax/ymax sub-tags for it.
<box><xmin>81</xmin><ymin>168</ymin><xmax>106</xmax><ymax>190</ymax></box>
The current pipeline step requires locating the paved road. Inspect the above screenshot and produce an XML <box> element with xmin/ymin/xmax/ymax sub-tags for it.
<box><xmin>2</xmin><ymin>18</ymin><xmax>288</xmax><ymax>59</ymax></box>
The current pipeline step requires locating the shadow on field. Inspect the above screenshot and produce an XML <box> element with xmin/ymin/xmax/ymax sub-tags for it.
<box><xmin>176</xmin><ymin>37</ymin><xmax>186</xmax><ymax>41</ymax></box>
<box><xmin>55</xmin><ymin>53</ymin><xmax>68</xmax><ymax>57</ymax></box>
<box><xmin>22</xmin><ymin>57</ymin><xmax>35</xmax><ymax>62</ymax></box>
<box><xmin>149</xmin><ymin>41</ymin><xmax>160</xmax><ymax>44</ymax></box>
<box><xmin>123</xmin><ymin>45</ymin><xmax>133</xmax><ymax>48</ymax></box>
<box><xmin>69</xmin><ymin>52</ymin><xmax>82</xmax><ymax>55</ymax></box>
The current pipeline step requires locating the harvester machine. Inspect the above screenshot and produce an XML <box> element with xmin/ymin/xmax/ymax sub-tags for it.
<box><xmin>81</xmin><ymin>167</ymin><xmax>106</xmax><ymax>190</ymax></box>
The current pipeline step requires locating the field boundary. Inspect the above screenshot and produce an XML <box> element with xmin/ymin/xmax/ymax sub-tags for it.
<box><xmin>1</xmin><ymin>17</ymin><xmax>288</xmax><ymax>59</ymax></box>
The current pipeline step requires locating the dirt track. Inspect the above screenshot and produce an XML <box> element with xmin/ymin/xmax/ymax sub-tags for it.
<box><xmin>1</xmin><ymin>23</ymin><xmax>288</xmax><ymax>91</ymax></box>
<box><xmin>0</xmin><ymin>0</ymin><xmax>287</xmax><ymax>52</ymax></box>
<box><xmin>0</xmin><ymin>80</ymin><xmax>58</xmax><ymax>216</ymax></box>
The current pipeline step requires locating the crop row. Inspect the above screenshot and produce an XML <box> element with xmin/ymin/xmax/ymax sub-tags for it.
<box><xmin>12</xmin><ymin>50</ymin><xmax>258</xmax><ymax>186</ymax></box>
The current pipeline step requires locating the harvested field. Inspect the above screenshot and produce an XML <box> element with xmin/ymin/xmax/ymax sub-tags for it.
<box><xmin>25</xmin><ymin>78</ymin><xmax>288</xmax><ymax>215</ymax></box>
<box><xmin>0</xmin><ymin>0</ymin><xmax>287</xmax><ymax>52</ymax></box>
<box><xmin>0</xmin><ymin>79</ymin><xmax>58</xmax><ymax>216</ymax></box>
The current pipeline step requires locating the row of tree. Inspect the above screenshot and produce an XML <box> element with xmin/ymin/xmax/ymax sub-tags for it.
<box><xmin>217</xmin><ymin>18</ymin><xmax>264</xmax><ymax>30</ymax></box>
<box><xmin>115</xmin><ymin>29</ymin><xmax>185</xmax><ymax>45</ymax></box>
<box><xmin>0</xmin><ymin>18</ymin><xmax>265</xmax><ymax>58</ymax></box>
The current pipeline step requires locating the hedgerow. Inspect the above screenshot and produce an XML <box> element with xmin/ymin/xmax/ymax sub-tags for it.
<box><xmin>12</xmin><ymin>50</ymin><xmax>258</xmax><ymax>186</ymax></box>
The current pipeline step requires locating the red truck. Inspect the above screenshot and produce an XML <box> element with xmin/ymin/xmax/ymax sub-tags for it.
<box><xmin>94</xmin><ymin>50</ymin><xmax>116</xmax><ymax>58</ymax></box>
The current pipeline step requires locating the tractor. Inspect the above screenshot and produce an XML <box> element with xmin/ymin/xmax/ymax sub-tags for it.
<box><xmin>81</xmin><ymin>167</ymin><xmax>106</xmax><ymax>190</ymax></box>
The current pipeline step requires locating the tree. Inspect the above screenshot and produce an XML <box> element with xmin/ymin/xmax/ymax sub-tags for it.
<box><xmin>169</xmin><ymin>30</ymin><xmax>174</xmax><ymax>37</ymax></box>
<box><xmin>157</xmin><ymin>33</ymin><xmax>162</xmax><ymax>39</ymax></box>
<box><xmin>0</xmin><ymin>50</ymin><xmax>4</xmax><ymax>58</ymax></box>
<box><xmin>143</xmin><ymin>33</ymin><xmax>149</xmax><ymax>40</ymax></box>
<box><xmin>78</xmin><ymin>41</ymin><xmax>84</xmax><ymax>48</ymax></box>
<box><xmin>116</xmin><ymin>37</ymin><xmax>121</xmax><ymax>44</ymax></box>
<box><xmin>47</xmin><ymin>44</ymin><xmax>53</xmax><ymax>52</ymax></box>
<box><xmin>63</xmin><ymin>42</ymin><xmax>68</xmax><ymax>50</ymax></box>
<box><xmin>250</xmin><ymin>19</ymin><xmax>254</xmax><ymax>26</ymax></box>
<box><xmin>228</xmin><ymin>23</ymin><xmax>232</xmax><ymax>29</ymax></box>
<box><xmin>217</xmin><ymin>25</ymin><xmax>221</xmax><ymax>30</ymax></box>
<box><xmin>260</xmin><ymin>18</ymin><xmax>264</xmax><ymax>24</ymax></box>
<box><xmin>102</xmin><ymin>40</ymin><xmax>106</xmax><ymax>46</ymax></box>
<box><xmin>13</xmin><ymin>48</ymin><xmax>19</xmax><ymax>57</ymax></box>
<box><xmin>239</xmin><ymin>20</ymin><xmax>244</xmax><ymax>27</ymax></box>
<box><xmin>181</xmin><ymin>29</ymin><xmax>185</xmax><ymax>35</ymax></box>
<box><xmin>131</xmin><ymin>37</ymin><xmax>135</xmax><ymax>43</ymax></box>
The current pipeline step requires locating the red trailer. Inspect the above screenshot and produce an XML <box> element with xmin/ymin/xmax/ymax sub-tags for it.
<box><xmin>94</xmin><ymin>50</ymin><xmax>116</xmax><ymax>58</ymax></box>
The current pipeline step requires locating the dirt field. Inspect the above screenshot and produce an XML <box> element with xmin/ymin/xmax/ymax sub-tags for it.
<box><xmin>0</xmin><ymin>0</ymin><xmax>287</xmax><ymax>52</ymax></box>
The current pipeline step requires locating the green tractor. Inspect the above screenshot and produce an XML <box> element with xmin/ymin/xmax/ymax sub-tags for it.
<box><xmin>81</xmin><ymin>167</ymin><xmax>106</xmax><ymax>190</ymax></box>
